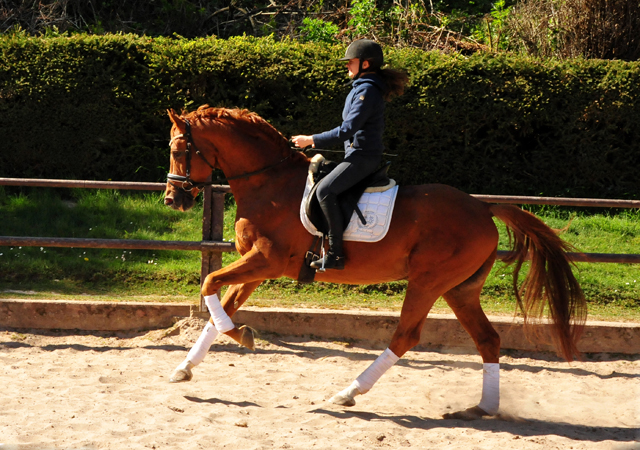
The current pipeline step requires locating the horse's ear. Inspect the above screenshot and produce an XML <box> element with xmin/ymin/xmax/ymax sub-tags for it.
<box><xmin>167</xmin><ymin>109</ymin><xmax>185</xmax><ymax>131</ymax></box>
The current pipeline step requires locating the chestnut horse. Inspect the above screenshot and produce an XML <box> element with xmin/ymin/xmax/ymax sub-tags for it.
<box><xmin>164</xmin><ymin>106</ymin><xmax>586</xmax><ymax>420</ymax></box>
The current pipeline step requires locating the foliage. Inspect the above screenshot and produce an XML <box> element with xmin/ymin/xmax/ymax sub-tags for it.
<box><xmin>348</xmin><ymin>0</ymin><xmax>384</xmax><ymax>38</ymax></box>
<box><xmin>505</xmin><ymin>0</ymin><xmax>640</xmax><ymax>61</ymax></box>
<box><xmin>1</xmin><ymin>35</ymin><xmax>639</xmax><ymax>198</ymax></box>
<box><xmin>0</xmin><ymin>32</ymin><xmax>163</xmax><ymax>182</ymax></box>
<box><xmin>395</xmin><ymin>51</ymin><xmax>640</xmax><ymax>198</ymax></box>
<box><xmin>298</xmin><ymin>17</ymin><xmax>340</xmax><ymax>44</ymax></box>
<box><xmin>472</xmin><ymin>0</ymin><xmax>512</xmax><ymax>51</ymax></box>
<box><xmin>0</xmin><ymin>0</ymin><xmax>303</xmax><ymax>39</ymax></box>
<box><xmin>0</xmin><ymin>0</ymin><xmax>489</xmax><ymax>53</ymax></box>
<box><xmin>2</xmin><ymin>0</ymin><xmax>639</xmax><ymax>60</ymax></box>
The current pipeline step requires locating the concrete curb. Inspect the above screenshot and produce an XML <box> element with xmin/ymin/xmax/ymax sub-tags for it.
<box><xmin>1</xmin><ymin>299</ymin><xmax>638</xmax><ymax>354</ymax></box>
<box><xmin>0</xmin><ymin>299</ymin><xmax>193</xmax><ymax>331</ymax></box>
<box><xmin>234</xmin><ymin>308</ymin><xmax>640</xmax><ymax>355</ymax></box>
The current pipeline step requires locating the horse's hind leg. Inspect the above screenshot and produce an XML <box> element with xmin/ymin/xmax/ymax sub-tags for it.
<box><xmin>170</xmin><ymin>281</ymin><xmax>262</xmax><ymax>383</ymax></box>
<box><xmin>441</xmin><ymin>253</ymin><xmax>501</xmax><ymax>420</ymax></box>
<box><xmin>330</xmin><ymin>279</ymin><xmax>442</xmax><ymax>407</ymax></box>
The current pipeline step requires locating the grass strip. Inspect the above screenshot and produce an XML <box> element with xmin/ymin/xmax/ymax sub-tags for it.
<box><xmin>0</xmin><ymin>188</ymin><xmax>638</xmax><ymax>322</ymax></box>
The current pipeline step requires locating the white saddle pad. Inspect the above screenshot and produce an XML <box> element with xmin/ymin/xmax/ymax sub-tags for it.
<box><xmin>299</xmin><ymin>172</ymin><xmax>399</xmax><ymax>243</ymax></box>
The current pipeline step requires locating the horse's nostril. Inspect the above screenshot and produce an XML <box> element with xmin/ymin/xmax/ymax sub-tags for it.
<box><xmin>164</xmin><ymin>197</ymin><xmax>174</xmax><ymax>206</ymax></box>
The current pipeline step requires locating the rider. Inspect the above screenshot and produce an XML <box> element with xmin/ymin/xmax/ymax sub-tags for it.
<box><xmin>292</xmin><ymin>39</ymin><xmax>409</xmax><ymax>270</ymax></box>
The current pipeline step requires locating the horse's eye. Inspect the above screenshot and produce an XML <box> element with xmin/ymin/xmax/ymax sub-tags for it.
<box><xmin>172</xmin><ymin>151</ymin><xmax>186</xmax><ymax>159</ymax></box>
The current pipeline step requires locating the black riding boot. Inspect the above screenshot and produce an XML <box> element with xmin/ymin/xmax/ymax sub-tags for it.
<box><xmin>310</xmin><ymin>194</ymin><xmax>345</xmax><ymax>271</ymax></box>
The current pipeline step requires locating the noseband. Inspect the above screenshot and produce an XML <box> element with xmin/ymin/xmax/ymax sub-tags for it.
<box><xmin>167</xmin><ymin>118</ymin><xmax>295</xmax><ymax>194</ymax></box>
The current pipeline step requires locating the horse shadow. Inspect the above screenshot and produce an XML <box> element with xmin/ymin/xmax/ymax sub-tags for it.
<box><xmin>0</xmin><ymin>340</ymin><xmax>189</xmax><ymax>353</ymax></box>
<box><xmin>0</xmin><ymin>327</ymin><xmax>191</xmax><ymax>354</ymax></box>
<box><xmin>183</xmin><ymin>395</ymin><xmax>261</xmax><ymax>409</ymax></box>
<box><xmin>309</xmin><ymin>407</ymin><xmax>640</xmax><ymax>444</ymax></box>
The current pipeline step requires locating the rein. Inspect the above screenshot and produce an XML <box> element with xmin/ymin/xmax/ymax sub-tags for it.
<box><xmin>167</xmin><ymin>118</ymin><xmax>295</xmax><ymax>192</ymax></box>
<box><xmin>299</xmin><ymin>147</ymin><xmax>398</xmax><ymax>157</ymax></box>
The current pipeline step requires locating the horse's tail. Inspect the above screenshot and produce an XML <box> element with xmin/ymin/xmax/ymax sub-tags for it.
<box><xmin>490</xmin><ymin>204</ymin><xmax>587</xmax><ymax>361</ymax></box>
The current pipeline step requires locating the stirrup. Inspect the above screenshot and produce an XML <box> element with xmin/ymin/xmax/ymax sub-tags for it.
<box><xmin>310</xmin><ymin>248</ymin><xmax>344</xmax><ymax>272</ymax></box>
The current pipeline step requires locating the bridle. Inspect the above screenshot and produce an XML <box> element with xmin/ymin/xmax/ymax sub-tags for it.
<box><xmin>167</xmin><ymin>118</ymin><xmax>295</xmax><ymax>193</ymax></box>
<box><xmin>167</xmin><ymin>119</ymin><xmax>217</xmax><ymax>192</ymax></box>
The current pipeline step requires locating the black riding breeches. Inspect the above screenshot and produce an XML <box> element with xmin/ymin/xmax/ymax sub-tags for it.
<box><xmin>315</xmin><ymin>153</ymin><xmax>381</xmax><ymax>201</ymax></box>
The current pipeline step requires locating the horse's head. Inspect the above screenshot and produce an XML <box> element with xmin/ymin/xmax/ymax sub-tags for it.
<box><xmin>164</xmin><ymin>109</ymin><xmax>217</xmax><ymax>211</ymax></box>
<box><xmin>165</xmin><ymin>106</ymin><xmax>302</xmax><ymax>211</ymax></box>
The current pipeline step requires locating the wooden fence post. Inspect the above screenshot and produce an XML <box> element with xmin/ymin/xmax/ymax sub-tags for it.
<box><xmin>200</xmin><ymin>185</ymin><xmax>226</xmax><ymax>312</ymax></box>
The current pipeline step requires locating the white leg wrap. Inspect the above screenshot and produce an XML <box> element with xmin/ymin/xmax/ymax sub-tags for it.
<box><xmin>175</xmin><ymin>359</ymin><xmax>193</xmax><ymax>372</ymax></box>
<box><xmin>204</xmin><ymin>294</ymin><xmax>235</xmax><ymax>333</ymax></box>
<box><xmin>477</xmin><ymin>363</ymin><xmax>500</xmax><ymax>415</ymax></box>
<box><xmin>185</xmin><ymin>321</ymin><xmax>219</xmax><ymax>366</ymax></box>
<box><xmin>352</xmin><ymin>348</ymin><xmax>400</xmax><ymax>395</ymax></box>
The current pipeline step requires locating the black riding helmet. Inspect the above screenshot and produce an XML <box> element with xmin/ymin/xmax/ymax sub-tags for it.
<box><xmin>340</xmin><ymin>39</ymin><xmax>384</xmax><ymax>80</ymax></box>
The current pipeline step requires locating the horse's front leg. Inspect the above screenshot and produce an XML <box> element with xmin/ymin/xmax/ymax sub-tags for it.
<box><xmin>170</xmin><ymin>247</ymin><xmax>282</xmax><ymax>383</ymax></box>
<box><xmin>199</xmin><ymin>245</ymin><xmax>283</xmax><ymax>344</ymax></box>
<box><xmin>170</xmin><ymin>280</ymin><xmax>262</xmax><ymax>383</ymax></box>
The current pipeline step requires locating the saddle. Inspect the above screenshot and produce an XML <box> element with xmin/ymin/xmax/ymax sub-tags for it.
<box><xmin>297</xmin><ymin>154</ymin><xmax>396</xmax><ymax>283</ymax></box>
<box><xmin>304</xmin><ymin>154</ymin><xmax>396</xmax><ymax>235</ymax></box>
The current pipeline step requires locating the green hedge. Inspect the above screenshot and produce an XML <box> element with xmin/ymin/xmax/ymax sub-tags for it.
<box><xmin>1</xmin><ymin>33</ymin><xmax>638</xmax><ymax>198</ymax></box>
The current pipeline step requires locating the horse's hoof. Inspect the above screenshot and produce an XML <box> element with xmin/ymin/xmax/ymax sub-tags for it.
<box><xmin>442</xmin><ymin>406</ymin><xmax>492</xmax><ymax>421</ymax></box>
<box><xmin>330</xmin><ymin>394</ymin><xmax>356</xmax><ymax>407</ymax></box>
<box><xmin>169</xmin><ymin>361</ymin><xmax>194</xmax><ymax>383</ymax></box>
<box><xmin>239</xmin><ymin>325</ymin><xmax>255</xmax><ymax>351</ymax></box>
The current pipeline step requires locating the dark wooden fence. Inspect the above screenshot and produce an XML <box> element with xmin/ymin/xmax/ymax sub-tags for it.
<box><xmin>1</xmin><ymin>177</ymin><xmax>639</xmax><ymax>310</ymax></box>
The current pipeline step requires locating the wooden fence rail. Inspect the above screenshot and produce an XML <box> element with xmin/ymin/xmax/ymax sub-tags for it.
<box><xmin>0</xmin><ymin>236</ymin><xmax>236</xmax><ymax>252</ymax></box>
<box><xmin>1</xmin><ymin>235</ymin><xmax>637</xmax><ymax>264</ymax></box>
<box><xmin>1</xmin><ymin>177</ymin><xmax>638</xmax><ymax>310</ymax></box>
<box><xmin>2</xmin><ymin>178</ymin><xmax>639</xmax><ymax>208</ymax></box>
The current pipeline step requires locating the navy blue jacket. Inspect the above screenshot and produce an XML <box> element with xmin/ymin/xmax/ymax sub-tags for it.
<box><xmin>313</xmin><ymin>73</ymin><xmax>386</xmax><ymax>159</ymax></box>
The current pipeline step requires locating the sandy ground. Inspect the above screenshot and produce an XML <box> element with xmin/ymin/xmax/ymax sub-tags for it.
<box><xmin>0</xmin><ymin>317</ymin><xmax>638</xmax><ymax>450</ymax></box>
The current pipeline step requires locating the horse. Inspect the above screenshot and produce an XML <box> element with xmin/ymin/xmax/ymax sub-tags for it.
<box><xmin>164</xmin><ymin>105</ymin><xmax>587</xmax><ymax>420</ymax></box>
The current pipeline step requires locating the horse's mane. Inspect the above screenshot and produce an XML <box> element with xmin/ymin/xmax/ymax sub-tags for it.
<box><xmin>183</xmin><ymin>105</ymin><xmax>290</xmax><ymax>153</ymax></box>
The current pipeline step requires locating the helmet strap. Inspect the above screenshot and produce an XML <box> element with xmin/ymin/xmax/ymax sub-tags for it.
<box><xmin>353</xmin><ymin>59</ymin><xmax>364</xmax><ymax>80</ymax></box>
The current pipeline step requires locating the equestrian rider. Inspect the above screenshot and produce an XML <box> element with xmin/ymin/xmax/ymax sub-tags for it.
<box><xmin>292</xmin><ymin>39</ymin><xmax>409</xmax><ymax>271</ymax></box>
